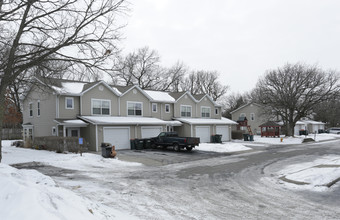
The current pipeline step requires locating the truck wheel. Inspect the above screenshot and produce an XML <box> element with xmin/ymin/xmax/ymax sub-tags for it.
<box><xmin>173</xmin><ymin>143</ymin><xmax>180</xmax><ymax>152</ymax></box>
<box><xmin>186</xmin><ymin>146</ymin><xmax>193</xmax><ymax>151</ymax></box>
<box><xmin>151</xmin><ymin>143</ymin><xmax>157</xmax><ymax>149</ymax></box>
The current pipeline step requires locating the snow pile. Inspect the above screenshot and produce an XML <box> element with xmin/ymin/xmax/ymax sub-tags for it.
<box><xmin>197</xmin><ymin>142</ymin><xmax>252</xmax><ymax>153</ymax></box>
<box><xmin>276</xmin><ymin>155</ymin><xmax>340</xmax><ymax>191</ymax></box>
<box><xmin>0</xmin><ymin>163</ymin><xmax>98</xmax><ymax>220</ymax></box>
<box><xmin>250</xmin><ymin>134</ymin><xmax>338</xmax><ymax>146</ymax></box>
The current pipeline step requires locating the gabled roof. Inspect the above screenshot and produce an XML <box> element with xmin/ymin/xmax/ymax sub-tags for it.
<box><xmin>230</xmin><ymin>103</ymin><xmax>263</xmax><ymax>114</ymax></box>
<box><xmin>116</xmin><ymin>85</ymin><xmax>153</xmax><ymax>100</ymax></box>
<box><xmin>80</xmin><ymin>81</ymin><xmax>121</xmax><ymax>96</ymax></box>
<box><xmin>169</xmin><ymin>91</ymin><xmax>198</xmax><ymax>103</ymax></box>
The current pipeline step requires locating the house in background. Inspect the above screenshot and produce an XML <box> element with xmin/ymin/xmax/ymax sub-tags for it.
<box><xmin>230</xmin><ymin>103</ymin><xmax>266</xmax><ymax>135</ymax></box>
<box><xmin>21</xmin><ymin>78</ymin><xmax>237</xmax><ymax>151</ymax></box>
<box><xmin>231</xmin><ymin>103</ymin><xmax>326</xmax><ymax>136</ymax></box>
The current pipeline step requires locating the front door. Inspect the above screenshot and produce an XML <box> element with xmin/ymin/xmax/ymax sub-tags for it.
<box><xmin>67</xmin><ymin>128</ymin><xmax>80</xmax><ymax>137</ymax></box>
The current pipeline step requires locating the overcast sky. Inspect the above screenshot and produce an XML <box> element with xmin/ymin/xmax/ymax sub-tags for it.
<box><xmin>121</xmin><ymin>0</ymin><xmax>340</xmax><ymax>94</ymax></box>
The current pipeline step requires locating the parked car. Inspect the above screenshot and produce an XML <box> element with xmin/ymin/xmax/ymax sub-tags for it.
<box><xmin>150</xmin><ymin>132</ymin><xmax>200</xmax><ymax>151</ymax></box>
<box><xmin>327</xmin><ymin>127</ymin><xmax>340</xmax><ymax>134</ymax></box>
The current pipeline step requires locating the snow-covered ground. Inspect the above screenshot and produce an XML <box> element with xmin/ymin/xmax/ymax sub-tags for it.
<box><xmin>1</xmin><ymin>137</ymin><xmax>339</xmax><ymax>219</ymax></box>
<box><xmin>240</xmin><ymin>133</ymin><xmax>339</xmax><ymax>146</ymax></box>
<box><xmin>1</xmin><ymin>140</ymin><xmax>140</xmax><ymax>219</ymax></box>
<box><xmin>265</xmin><ymin>155</ymin><xmax>340</xmax><ymax>192</ymax></box>
<box><xmin>196</xmin><ymin>142</ymin><xmax>252</xmax><ymax>153</ymax></box>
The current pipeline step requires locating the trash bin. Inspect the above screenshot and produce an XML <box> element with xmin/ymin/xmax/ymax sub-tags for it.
<box><xmin>101</xmin><ymin>143</ymin><xmax>112</xmax><ymax>158</ymax></box>
<box><xmin>130</xmin><ymin>139</ymin><xmax>136</xmax><ymax>150</ymax></box>
<box><xmin>144</xmin><ymin>139</ymin><xmax>152</xmax><ymax>149</ymax></box>
<box><xmin>243</xmin><ymin>134</ymin><xmax>249</xmax><ymax>141</ymax></box>
<box><xmin>135</xmin><ymin>139</ymin><xmax>144</xmax><ymax>150</ymax></box>
<box><xmin>211</xmin><ymin>135</ymin><xmax>216</xmax><ymax>143</ymax></box>
<box><xmin>249</xmin><ymin>135</ymin><xmax>254</xmax><ymax>141</ymax></box>
<box><xmin>215</xmin><ymin>134</ymin><xmax>222</xmax><ymax>143</ymax></box>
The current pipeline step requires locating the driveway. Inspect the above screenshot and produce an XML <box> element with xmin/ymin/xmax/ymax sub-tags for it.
<box><xmin>12</xmin><ymin>140</ymin><xmax>340</xmax><ymax>219</ymax></box>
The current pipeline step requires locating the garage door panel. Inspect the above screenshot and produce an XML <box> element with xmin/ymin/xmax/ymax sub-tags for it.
<box><xmin>103</xmin><ymin>127</ymin><xmax>130</xmax><ymax>150</ymax></box>
<box><xmin>216</xmin><ymin>126</ymin><xmax>229</xmax><ymax>142</ymax></box>
<box><xmin>141</xmin><ymin>126</ymin><xmax>163</xmax><ymax>138</ymax></box>
<box><xmin>196</xmin><ymin>126</ymin><xmax>210</xmax><ymax>143</ymax></box>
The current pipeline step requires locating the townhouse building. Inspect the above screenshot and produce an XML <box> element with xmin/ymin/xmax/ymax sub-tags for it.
<box><xmin>22</xmin><ymin>78</ymin><xmax>237</xmax><ymax>151</ymax></box>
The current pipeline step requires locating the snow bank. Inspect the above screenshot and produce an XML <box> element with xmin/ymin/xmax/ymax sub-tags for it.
<box><xmin>196</xmin><ymin>142</ymin><xmax>252</xmax><ymax>153</ymax></box>
<box><xmin>276</xmin><ymin>155</ymin><xmax>340</xmax><ymax>191</ymax></box>
<box><xmin>0</xmin><ymin>163</ymin><xmax>98</xmax><ymax>220</ymax></box>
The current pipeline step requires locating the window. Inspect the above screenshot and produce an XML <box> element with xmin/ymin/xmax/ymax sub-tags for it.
<box><xmin>65</xmin><ymin>97</ymin><xmax>74</xmax><ymax>109</ymax></box>
<box><xmin>201</xmin><ymin>106</ymin><xmax>211</xmax><ymax>118</ymax></box>
<box><xmin>128</xmin><ymin>102</ymin><xmax>142</xmax><ymax>116</ymax></box>
<box><xmin>165</xmin><ymin>104</ymin><xmax>170</xmax><ymax>113</ymax></box>
<box><xmin>181</xmin><ymin>105</ymin><xmax>192</xmax><ymax>117</ymax></box>
<box><xmin>215</xmin><ymin>108</ymin><xmax>219</xmax><ymax>115</ymax></box>
<box><xmin>37</xmin><ymin>100</ymin><xmax>40</xmax><ymax>117</ymax></box>
<box><xmin>92</xmin><ymin>99</ymin><xmax>110</xmax><ymax>115</ymax></box>
<box><xmin>29</xmin><ymin>102</ymin><xmax>33</xmax><ymax>117</ymax></box>
<box><xmin>152</xmin><ymin>103</ymin><xmax>157</xmax><ymax>113</ymax></box>
<box><xmin>52</xmin><ymin>127</ymin><xmax>56</xmax><ymax>136</ymax></box>
<box><xmin>250</xmin><ymin>113</ymin><xmax>255</xmax><ymax>121</ymax></box>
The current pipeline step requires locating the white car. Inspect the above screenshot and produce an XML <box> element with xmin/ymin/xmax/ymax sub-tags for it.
<box><xmin>328</xmin><ymin>127</ymin><xmax>340</xmax><ymax>134</ymax></box>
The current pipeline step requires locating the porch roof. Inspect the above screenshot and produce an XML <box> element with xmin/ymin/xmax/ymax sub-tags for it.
<box><xmin>54</xmin><ymin>119</ymin><xmax>88</xmax><ymax>127</ymax></box>
<box><xmin>78</xmin><ymin>116</ymin><xmax>182</xmax><ymax>126</ymax></box>
<box><xmin>174</xmin><ymin>117</ymin><xmax>238</xmax><ymax>125</ymax></box>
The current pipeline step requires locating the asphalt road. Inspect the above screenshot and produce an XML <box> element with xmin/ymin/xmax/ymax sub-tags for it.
<box><xmin>13</xmin><ymin>139</ymin><xmax>340</xmax><ymax>219</ymax></box>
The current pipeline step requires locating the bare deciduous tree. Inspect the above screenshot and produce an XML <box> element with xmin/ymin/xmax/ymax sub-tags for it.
<box><xmin>111</xmin><ymin>46</ymin><xmax>187</xmax><ymax>91</ymax></box>
<box><xmin>0</xmin><ymin>0</ymin><xmax>128</xmax><ymax>162</ymax></box>
<box><xmin>181</xmin><ymin>70</ymin><xmax>229</xmax><ymax>101</ymax></box>
<box><xmin>255</xmin><ymin>63</ymin><xmax>340</xmax><ymax>136</ymax></box>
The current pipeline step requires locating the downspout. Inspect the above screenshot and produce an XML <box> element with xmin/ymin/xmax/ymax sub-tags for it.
<box><xmin>95</xmin><ymin>124</ymin><xmax>98</xmax><ymax>152</ymax></box>
<box><xmin>118</xmin><ymin>97</ymin><xmax>121</xmax><ymax>116</ymax></box>
<box><xmin>56</xmin><ymin>95</ymin><xmax>60</xmax><ymax>118</ymax></box>
<box><xmin>80</xmin><ymin>95</ymin><xmax>82</xmax><ymax>115</ymax></box>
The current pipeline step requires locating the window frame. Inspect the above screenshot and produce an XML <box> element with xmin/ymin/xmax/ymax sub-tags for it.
<box><xmin>180</xmin><ymin>105</ymin><xmax>192</xmax><ymax>117</ymax></box>
<box><xmin>165</xmin><ymin>104</ymin><xmax>170</xmax><ymax>113</ymax></box>
<box><xmin>250</xmin><ymin>113</ymin><xmax>255</xmax><ymax>121</ymax></box>
<box><xmin>29</xmin><ymin>102</ymin><xmax>33</xmax><ymax>118</ymax></box>
<box><xmin>152</xmin><ymin>103</ymin><xmax>157</xmax><ymax>113</ymax></box>
<box><xmin>91</xmin><ymin>99</ymin><xmax>111</xmax><ymax>116</ymax></box>
<box><xmin>37</xmin><ymin>100</ymin><xmax>41</xmax><ymax>117</ymax></box>
<box><xmin>52</xmin><ymin>127</ymin><xmax>57</xmax><ymax>136</ymax></box>
<box><xmin>201</xmin><ymin>106</ymin><xmax>211</xmax><ymax>118</ymax></box>
<box><xmin>127</xmin><ymin>101</ymin><xmax>143</xmax><ymax>116</ymax></box>
<box><xmin>65</xmin><ymin>97</ymin><xmax>74</xmax><ymax>109</ymax></box>
<box><xmin>215</xmin><ymin>108</ymin><xmax>219</xmax><ymax>115</ymax></box>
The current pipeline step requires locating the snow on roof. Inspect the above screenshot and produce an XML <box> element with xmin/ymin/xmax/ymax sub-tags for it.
<box><xmin>52</xmin><ymin>82</ymin><xmax>87</xmax><ymax>95</ymax></box>
<box><xmin>301</xmin><ymin>120</ymin><xmax>326</xmax><ymax>125</ymax></box>
<box><xmin>79</xmin><ymin>116</ymin><xmax>182</xmax><ymax>126</ymax></box>
<box><xmin>143</xmin><ymin>90</ymin><xmax>175</xmax><ymax>103</ymax></box>
<box><xmin>174</xmin><ymin>117</ymin><xmax>238</xmax><ymax>125</ymax></box>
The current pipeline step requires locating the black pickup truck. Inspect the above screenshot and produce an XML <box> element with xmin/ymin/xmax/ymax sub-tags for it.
<box><xmin>150</xmin><ymin>132</ymin><xmax>200</xmax><ymax>151</ymax></box>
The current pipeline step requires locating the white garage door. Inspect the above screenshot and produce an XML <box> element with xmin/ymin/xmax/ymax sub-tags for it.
<box><xmin>103</xmin><ymin>127</ymin><xmax>130</xmax><ymax>150</ymax></box>
<box><xmin>141</xmin><ymin>126</ymin><xmax>163</xmax><ymax>138</ymax></box>
<box><xmin>196</xmin><ymin>126</ymin><xmax>211</xmax><ymax>143</ymax></box>
<box><xmin>216</xmin><ymin>126</ymin><xmax>229</xmax><ymax>142</ymax></box>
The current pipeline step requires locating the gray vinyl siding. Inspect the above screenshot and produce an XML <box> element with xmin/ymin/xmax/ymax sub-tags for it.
<box><xmin>81</xmin><ymin>84</ymin><xmax>119</xmax><ymax>116</ymax></box>
<box><xmin>120</xmin><ymin>89</ymin><xmax>151</xmax><ymax>117</ymax></box>
<box><xmin>58</xmin><ymin>95</ymin><xmax>80</xmax><ymax>118</ymax></box>
<box><xmin>174</xmin><ymin>95</ymin><xmax>197</xmax><ymax>118</ymax></box>
<box><xmin>22</xmin><ymin>85</ymin><xmax>57</xmax><ymax>137</ymax></box>
<box><xmin>175</xmin><ymin>123</ymin><xmax>192</xmax><ymax>137</ymax></box>
<box><xmin>161</xmin><ymin>103</ymin><xmax>174</xmax><ymax>121</ymax></box>
<box><xmin>151</xmin><ymin>103</ymin><xmax>161</xmax><ymax>119</ymax></box>
<box><xmin>197</xmin><ymin>98</ymin><xmax>215</xmax><ymax>119</ymax></box>
<box><xmin>214</xmin><ymin>106</ymin><xmax>222</xmax><ymax>119</ymax></box>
